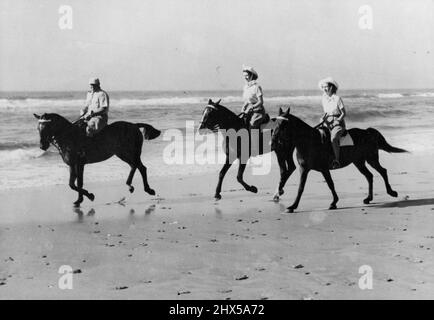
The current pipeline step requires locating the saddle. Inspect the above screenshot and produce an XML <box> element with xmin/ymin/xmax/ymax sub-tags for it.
<box><xmin>318</xmin><ymin>127</ymin><xmax>354</xmax><ymax>147</ymax></box>
<box><xmin>239</xmin><ymin>113</ymin><xmax>271</xmax><ymax>130</ymax></box>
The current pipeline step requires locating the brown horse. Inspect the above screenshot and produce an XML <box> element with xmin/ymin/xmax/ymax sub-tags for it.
<box><xmin>34</xmin><ymin>113</ymin><xmax>160</xmax><ymax>206</ymax></box>
<box><xmin>198</xmin><ymin>99</ymin><xmax>296</xmax><ymax>200</ymax></box>
<box><xmin>271</xmin><ymin>108</ymin><xmax>408</xmax><ymax>212</ymax></box>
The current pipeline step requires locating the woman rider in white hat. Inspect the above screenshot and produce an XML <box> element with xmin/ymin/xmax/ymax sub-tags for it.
<box><xmin>318</xmin><ymin>77</ymin><xmax>347</xmax><ymax>169</ymax></box>
<box><xmin>241</xmin><ymin>65</ymin><xmax>267</xmax><ymax>129</ymax></box>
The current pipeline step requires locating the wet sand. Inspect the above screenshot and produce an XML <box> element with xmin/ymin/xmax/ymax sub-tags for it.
<box><xmin>0</xmin><ymin>152</ymin><xmax>433</xmax><ymax>299</ymax></box>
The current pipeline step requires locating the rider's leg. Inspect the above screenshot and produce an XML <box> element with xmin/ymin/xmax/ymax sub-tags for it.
<box><xmin>250</xmin><ymin>113</ymin><xmax>263</xmax><ymax>129</ymax></box>
<box><xmin>331</xmin><ymin>126</ymin><xmax>343</xmax><ymax>167</ymax></box>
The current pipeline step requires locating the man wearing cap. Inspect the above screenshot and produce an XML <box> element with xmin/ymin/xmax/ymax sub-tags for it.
<box><xmin>241</xmin><ymin>65</ymin><xmax>267</xmax><ymax>129</ymax></box>
<box><xmin>80</xmin><ymin>77</ymin><xmax>110</xmax><ymax>137</ymax></box>
<box><xmin>318</xmin><ymin>77</ymin><xmax>347</xmax><ymax>169</ymax></box>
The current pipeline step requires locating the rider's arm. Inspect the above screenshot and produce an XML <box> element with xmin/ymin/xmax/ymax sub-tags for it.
<box><xmin>251</xmin><ymin>95</ymin><xmax>264</xmax><ymax>112</ymax></box>
<box><xmin>81</xmin><ymin>92</ymin><xmax>92</xmax><ymax>116</ymax></box>
<box><xmin>241</xmin><ymin>102</ymin><xmax>249</xmax><ymax>113</ymax></box>
<box><xmin>320</xmin><ymin>113</ymin><xmax>327</xmax><ymax>122</ymax></box>
<box><xmin>251</xmin><ymin>85</ymin><xmax>264</xmax><ymax>112</ymax></box>
<box><xmin>336</xmin><ymin>98</ymin><xmax>346</xmax><ymax>122</ymax></box>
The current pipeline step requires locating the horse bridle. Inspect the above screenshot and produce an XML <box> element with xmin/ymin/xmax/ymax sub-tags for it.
<box><xmin>272</xmin><ymin>116</ymin><xmax>291</xmax><ymax>145</ymax></box>
<box><xmin>199</xmin><ymin>105</ymin><xmax>219</xmax><ymax>130</ymax></box>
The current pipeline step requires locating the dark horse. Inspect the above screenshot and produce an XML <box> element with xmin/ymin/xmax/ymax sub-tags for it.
<box><xmin>198</xmin><ymin>99</ymin><xmax>296</xmax><ymax>200</ymax></box>
<box><xmin>271</xmin><ymin>108</ymin><xmax>408</xmax><ymax>212</ymax></box>
<box><xmin>34</xmin><ymin>113</ymin><xmax>161</xmax><ymax>206</ymax></box>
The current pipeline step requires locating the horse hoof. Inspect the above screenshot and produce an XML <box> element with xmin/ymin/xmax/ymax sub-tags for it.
<box><xmin>273</xmin><ymin>195</ymin><xmax>280</xmax><ymax>202</ymax></box>
<box><xmin>249</xmin><ymin>186</ymin><xmax>258</xmax><ymax>193</ymax></box>
<box><xmin>286</xmin><ymin>207</ymin><xmax>294</xmax><ymax>213</ymax></box>
<box><xmin>73</xmin><ymin>201</ymin><xmax>81</xmax><ymax>207</ymax></box>
<box><xmin>329</xmin><ymin>204</ymin><xmax>337</xmax><ymax>210</ymax></box>
<box><xmin>388</xmin><ymin>190</ymin><xmax>398</xmax><ymax>197</ymax></box>
<box><xmin>145</xmin><ymin>188</ymin><xmax>156</xmax><ymax>196</ymax></box>
<box><xmin>363</xmin><ymin>198</ymin><xmax>372</xmax><ymax>204</ymax></box>
<box><xmin>129</xmin><ymin>186</ymin><xmax>135</xmax><ymax>193</ymax></box>
<box><xmin>214</xmin><ymin>194</ymin><xmax>222</xmax><ymax>201</ymax></box>
<box><xmin>88</xmin><ymin>193</ymin><xmax>95</xmax><ymax>201</ymax></box>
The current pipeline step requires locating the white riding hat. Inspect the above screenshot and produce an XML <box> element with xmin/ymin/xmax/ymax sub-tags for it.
<box><xmin>318</xmin><ymin>77</ymin><xmax>339</xmax><ymax>90</ymax></box>
<box><xmin>89</xmin><ymin>77</ymin><xmax>100</xmax><ymax>85</ymax></box>
<box><xmin>242</xmin><ymin>65</ymin><xmax>258</xmax><ymax>79</ymax></box>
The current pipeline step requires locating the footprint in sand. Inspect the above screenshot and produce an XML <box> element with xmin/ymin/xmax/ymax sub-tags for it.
<box><xmin>145</xmin><ymin>204</ymin><xmax>156</xmax><ymax>215</ymax></box>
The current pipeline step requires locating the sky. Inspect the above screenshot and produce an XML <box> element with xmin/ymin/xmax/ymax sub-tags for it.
<box><xmin>1</xmin><ymin>0</ymin><xmax>433</xmax><ymax>91</ymax></box>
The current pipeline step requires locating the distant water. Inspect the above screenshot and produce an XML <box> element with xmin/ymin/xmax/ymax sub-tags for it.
<box><xmin>0</xmin><ymin>89</ymin><xmax>433</xmax><ymax>190</ymax></box>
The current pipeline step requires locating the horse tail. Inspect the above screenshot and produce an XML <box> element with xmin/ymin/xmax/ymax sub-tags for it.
<box><xmin>367</xmin><ymin>127</ymin><xmax>408</xmax><ymax>153</ymax></box>
<box><xmin>136</xmin><ymin>123</ymin><xmax>161</xmax><ymax>140</ymax></box>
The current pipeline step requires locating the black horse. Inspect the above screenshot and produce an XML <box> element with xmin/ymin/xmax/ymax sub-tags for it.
<box><xmin>271</xmin><ymin>108</ymin><xmax>408</xmax><ymax>212</ymax></box>
<box><xmin>198</xmin><ymin>99</ymin><xmax>296</xmax><ymax>200</ymax></box>
<box><xmin>34</xmin><ymin>113</ymin><xmax>161</xmax><ymax>206</ymax></box>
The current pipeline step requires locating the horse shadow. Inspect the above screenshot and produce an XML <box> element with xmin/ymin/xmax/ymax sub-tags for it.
<box><xmin>371</xmin><ymin>197</ymin><xmax>434</xmax><ymax>209</ymax></box>
<box><xmin>337</xmin><ymin>197</ymin><xmax>434</xmax><ymax>210</ymax></box>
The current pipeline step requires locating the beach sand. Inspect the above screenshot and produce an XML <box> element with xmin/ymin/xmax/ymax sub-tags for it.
<box><xmin>0</xmin><ymin>152</ymin><xmax>433</xmax><ymax>299</ymax></box>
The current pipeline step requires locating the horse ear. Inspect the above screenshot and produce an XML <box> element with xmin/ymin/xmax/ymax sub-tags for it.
<box><xmin>34</xmin><ymin>113</ymin><xmax>41</xmax><ymax>119</ymax></box>
<box><xmin>216</xmin><ymin>99</ymin><xmax>221</xmax><ymax>105</ymax></box>
<box><xmin>284</xmin><ymin>107</ymin><xmax>290</xmax><ymax>116</ymax></box>
<box><xmin>208</xmin><ymin>99</ymin><xmax>213</xmax><ymax>104</ymax></box>
<box><xmin>278</xmin><ymin>107</ymin><xmax>283</xmax><ymax>115</ymax></box>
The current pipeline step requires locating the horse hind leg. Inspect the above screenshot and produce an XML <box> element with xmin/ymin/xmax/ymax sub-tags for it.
<box><xmin>116</xmin><ymin>153</ymin><xmax>138</xmax><ymax>194</ymax></box>
<box><xmin>126</xmin><ymin>166</ymin><xmax>137</xmax><ymax>193</ymax></box>
<box><xmin>137</xmin><ymin>160</ymin><xmax>155</xmax><ymax>196</ymax></box>
<box><xmin>367</xmin><ymin>154</ymin><xmax>398</xmax><ymax>198</ymax></box>
<box><xmin>353</xmin><ymin>160</ymin><xmax>373</xmax><ymax>204</ymax></box>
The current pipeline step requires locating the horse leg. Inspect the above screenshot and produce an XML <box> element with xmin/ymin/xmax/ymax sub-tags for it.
<box><xmin>73</xmin><ymin>164</ymin><xmax>94</xmax><ymax>206</ymax></box>
<box><xmin>367</xmin><ymin>154</ymin><xmax>398</xmax><ymax>198</ymax></box>
<box><xmin>137</xmin><ymin>160</ymin><xmax>155</xmax><ymax>196</ymax></box>
<box><xmin>286</xmin><ymin>167</ymin><xmax>310</xmax><ymax>213</ymax></box>
<box><xmin>69</xmin><ymin>166</ymin><xmax>78</xmax><ymax>192</ymax></box>
<box><xmin>321</xmin><ymin>169</ymin><xmax>339</xmax><ymax>209</ymax></box>
<box><xmin>215</xmin><ymin>156</ymin><xmax>232</xmax><ymax>200</ymax></box>
<box><xmin>237</xmin><ymin>162</ymin><xmax>258</xmax><ymax>193</ymax></box>
<box><xmin>353</xmin><ymin>160</ymin><xmax>373</xmax><ymax>204</ymax></box>
<box><xmin>273</xmin><ymin>150</ymin><xmax>295</xmax><ymax>201</ymax></box>
<box><xmin>116</xmin><ymin>153</ymin><xmax>137</xmax><ymax>193</ymax></box>
<box><xmin>73</xmin><ymin>164</ymin><xmax>85</xmax><ymax>206</ymax></box>
<box><xmin>126</xmin><ymin>165</ymin><xmax>137</xmax><ymax>193</ymax></box>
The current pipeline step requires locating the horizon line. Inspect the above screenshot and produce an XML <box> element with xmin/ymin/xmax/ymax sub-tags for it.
<box><xmin>1</xmin><ymin>87</ymin><xmax>433</xmax><ymax>93</ymax></box>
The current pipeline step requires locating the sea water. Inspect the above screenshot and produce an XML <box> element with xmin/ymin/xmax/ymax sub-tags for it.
<box><xmin>0</xmin><ymin>89</ymin><xmax>433</xmax><ymax>190</ymax></box>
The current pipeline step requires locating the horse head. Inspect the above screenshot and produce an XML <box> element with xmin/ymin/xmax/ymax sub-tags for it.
<box><xmin>271</xmin><ymin>107</ymin><xmax>291</xmax><ymax>149</ymax></box>
<box><xmin>198</xmin><ymin>99</ymin><xmax>223</xmax><ymax>132</ymax></box>
<box><xmin>33</xmin><ymin>113</ymin><xmax>69</xmax><ymax>150</ymax></box>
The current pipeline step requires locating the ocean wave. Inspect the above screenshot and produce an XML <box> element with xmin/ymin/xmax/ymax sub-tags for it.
<box><xmin>0</xmin><ymin>95</ymin><xmax>327</xmax><ymax>111</ymax></box>
<box><xmin>377</xmin><ymin>93</ymin><xmax>404</xmax><ymax>98</ymax></box>
<box><xmin>0</xmin><ymin>148</ymin><xmax>48</xmax><ymax>163</ymax></box>
<box><xmin>347</xmin><ymin>108</ymin><xmax>409</xmax><ymax>120</ymax></box>
<box><xmin>410</xmin><ymin>92</ymin><xmax>434</xmax><ymax>97</ymax></box>
<box><xmin>0</xmin><ymin>141</ymin><xmax>39</xmax><ymax>151</ymax></box>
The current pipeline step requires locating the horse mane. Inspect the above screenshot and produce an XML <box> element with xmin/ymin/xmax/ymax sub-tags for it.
<box><xmin>216</xmin><ymin>104</ymin><xmax>238</xmax><ymax>118</ymax></box>
<box><xmin>215</xmin><ymin>103</ymin><xmax>244</xmax><ymax>129</ymax></box>
<box><xmin>44</xmin><ymin>113</ymin><xmax>73</xmax><ymax>125</ymax></box>
<box><xmin>287</xmin><ymin>113</ymin><xmax>321</xmax><ymax>140</ymax></box>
